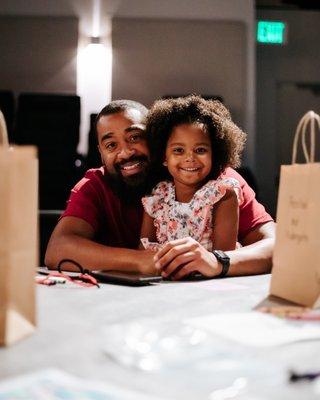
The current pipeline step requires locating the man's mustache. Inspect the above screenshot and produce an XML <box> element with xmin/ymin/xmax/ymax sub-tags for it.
<box><xmin>114</xmin><ymin>155</ymin><xmax>149</xmax><ymax>170</ymax></box>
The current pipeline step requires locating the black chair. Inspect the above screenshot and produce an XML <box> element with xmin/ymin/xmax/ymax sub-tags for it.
<box><xmin>39</xmin><ymin>210</ymin><xmax>62</xmax><ymax>266</ymax></box>
<box><xmin>14</xmin><ymin>93</ymin><xmax>83</xmax><ymax>209</ymax></box>
<box><xmin>0</xmin><ymin>90</ymin><xmax>15</xmax><ymax>142</ymax></box>
<box><xmin>236</xmin><ymin>167</ymin><xmax>260</xmax><ymax>200</ymax></box>
<box><xmin>86</xmin><ymin>113</ymin><xmax>101</xmax><ymax>169</ymax></box>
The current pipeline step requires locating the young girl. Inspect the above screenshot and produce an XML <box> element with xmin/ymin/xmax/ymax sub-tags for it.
<box><xmin>140</xmin><ymin>95</ymin><xmax>246</xmax><ymax>255</ymax></box>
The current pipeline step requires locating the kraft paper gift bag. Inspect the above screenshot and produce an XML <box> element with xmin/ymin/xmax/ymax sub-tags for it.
<box><xmin>0</xmin><ymin>110</ymin><xmax>38</xmax><ymax>345</ymax></box>
<box><xmin>271</xmin><ymin>111</ymin><xmax>320</xmax><ymax>308</ymax></box>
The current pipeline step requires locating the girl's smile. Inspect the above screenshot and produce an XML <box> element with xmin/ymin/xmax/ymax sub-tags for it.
<box><xmin>179</xmin><ymin>167</ymin><xmax>201</xmax><ymax>172</ymax></box>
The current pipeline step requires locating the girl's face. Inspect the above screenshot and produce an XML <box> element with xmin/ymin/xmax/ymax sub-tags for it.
<box><xmin>164</xmin><ymin>123</ymin><xmax>212</xmax><ymax>191</ymax></box>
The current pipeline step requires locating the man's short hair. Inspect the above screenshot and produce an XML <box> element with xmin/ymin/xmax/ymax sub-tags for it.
<box><xmin>96</xmin><ymin>99</ymin><xmax>148</xmax><ymax>128</ymax></box>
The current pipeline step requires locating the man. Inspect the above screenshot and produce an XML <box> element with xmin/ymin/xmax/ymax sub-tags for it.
<box><xmin>45</xmin><ymin>99</ymin><xmax>275</xmax><ymax>278</ymax></box>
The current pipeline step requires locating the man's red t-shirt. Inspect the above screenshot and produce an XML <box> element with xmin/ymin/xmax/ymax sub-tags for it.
<box><xmin>62</xmin><ymin>167</ymin><xmax>273</xmax><ymax>248</ymax></box>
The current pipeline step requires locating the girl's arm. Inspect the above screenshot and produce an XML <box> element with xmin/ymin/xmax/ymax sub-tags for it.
<box><xmin>212</xmin><ymin>188</ymin><xmax>239</xmax><ymax>251</ymax></box>
<box><xmin>139</xmin><ymin>211</ymin><xmax>157</xmax><ymax>249</ymax></box>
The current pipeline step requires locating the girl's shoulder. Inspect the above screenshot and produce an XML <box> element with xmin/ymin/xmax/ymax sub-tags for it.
<box><xmin>196</xmin><ymin>178</ymin><xmax>242</xmax><ymax>205</ymax></box>
<box><xmin>200</xmin><ymin>177</ymin><xmax>240</xmax><ymax>191</ymax></box>
<box><xmin>216</xmin><ymin>176</ymin><xmax>240</xmax><ymax>188</ymax></box>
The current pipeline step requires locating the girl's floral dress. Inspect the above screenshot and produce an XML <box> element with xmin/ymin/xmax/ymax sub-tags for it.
<box><xmin>141</xmin><ymin>178</ymin><xmax>241</xmax><ymax>251</ymax></box>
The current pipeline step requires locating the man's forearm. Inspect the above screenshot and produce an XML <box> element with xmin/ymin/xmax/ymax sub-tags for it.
<box><xmin>45</xmin><ymin>234</ymin><xmax>154</xmax><ymax>273</ymax></box>
<box><xmin>226</xmin><ymin>237</ymin><xmax>274</xmax><ymax>276</ymax></box>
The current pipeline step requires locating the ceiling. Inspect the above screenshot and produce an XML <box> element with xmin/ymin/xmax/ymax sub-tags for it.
<box><xmin>256</xmin><ymin>0</ymin><xmax>320</xmax><ymax>9</ymax></box>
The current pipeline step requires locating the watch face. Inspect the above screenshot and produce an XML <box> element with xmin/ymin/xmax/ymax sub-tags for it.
<box><xmin>214</xmin><ymin>250</ymin><xmax>229</xmax><ymax>261</ymax></box>
<box><xmin>212</xmin><ymin>250</ymin><xmax>230</xmax><ymax>278</ymax></box>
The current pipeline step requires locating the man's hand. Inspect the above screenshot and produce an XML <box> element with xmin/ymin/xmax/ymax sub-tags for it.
<box><xmin>153</xmin><ymin>237</ymin><xmax>222</xmax><ymax>280</ymax></box>
<box><xmin>46</xmin><ymin>217</ymin><xmax>159</xmax><ymax>275</ymax></box>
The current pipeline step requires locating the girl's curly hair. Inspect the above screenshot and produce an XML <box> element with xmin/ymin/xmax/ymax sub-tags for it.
<box><xmin>145</xmin><ymin>95</ymin><xmax>246</xmax><ymax>191</ymax></box>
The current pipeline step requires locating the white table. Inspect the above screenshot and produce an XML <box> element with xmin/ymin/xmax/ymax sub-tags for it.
<box><xmin>1</xmin><ymin>274</ymin><xmax>320</xmax><ymax>399</ymax></box>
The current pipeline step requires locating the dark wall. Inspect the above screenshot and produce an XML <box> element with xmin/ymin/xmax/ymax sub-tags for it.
<box><xmin>256</xmin><ymin>9</ymin><xmax>320</xmax><ymax>217</ymax></box>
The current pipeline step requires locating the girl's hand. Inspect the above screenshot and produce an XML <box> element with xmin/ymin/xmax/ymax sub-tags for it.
<box><xmin>153</xmin><ymin>237</ymin><xmax>222</xmax><ymax>280</ymax></box>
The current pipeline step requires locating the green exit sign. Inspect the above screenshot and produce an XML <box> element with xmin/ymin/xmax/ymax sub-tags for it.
<box><xmin>257</xmin><ymin>21</ymin><xmax>287</xmax><ymax>44</ymax></box>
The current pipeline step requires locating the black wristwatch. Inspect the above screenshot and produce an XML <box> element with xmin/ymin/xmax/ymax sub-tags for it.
<box><xmin>212</xmin><ymin>250</ymin><xmax>230</xmax><ymax>278</ymax></box>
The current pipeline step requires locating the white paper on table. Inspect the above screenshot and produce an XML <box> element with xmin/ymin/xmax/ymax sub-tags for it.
<box><xmin>186</xmin><ymin>312</ymin><xmax>320</xmax><ymax>347</ymax></box>
<box><xmin>0</xmin><ymin>369</ymin><xmax>166</xmax><ymax>400</ymax></box>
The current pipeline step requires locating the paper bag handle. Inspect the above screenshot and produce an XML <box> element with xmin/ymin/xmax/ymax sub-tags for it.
<box><xmin>0</xmin><ymin>109</ymin><xmax>9</xmax><ymax>149</ymax></box>
<box><xmin>292</xmin><ymin>110</ymin><xmax>320</xmax><ymax>164</ymax></box>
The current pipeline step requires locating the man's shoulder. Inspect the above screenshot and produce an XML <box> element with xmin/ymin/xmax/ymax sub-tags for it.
<box><xmin>81</xmin><ymin>166</ymin><xmax>105</xmax><ymax>182</ymax></box>
<box><xmin>62</xmin><ymin>167</ymin><xmax>115</xmax><ymax>231</ymax></box>
<box><xmin>73</xmin><ymin>167</ymin><xmax>109</xmax><ymax>191</ymax></box>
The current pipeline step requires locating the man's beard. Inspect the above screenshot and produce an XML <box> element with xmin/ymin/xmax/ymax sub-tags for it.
<box><xmin>106</xmin><ymin>155</ymin><xmax>149</xmax><ymax>204</ymax></box>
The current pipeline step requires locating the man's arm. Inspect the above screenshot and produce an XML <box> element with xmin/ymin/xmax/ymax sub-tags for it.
<box><xmin>45</xmin><ymin>216</ymin><xmax>157</xmax><ymax>274</ymax></box>
<box><xmin>154</xmin><ymin>221</ymin><xmax>276</xmax><ymax>279</ymax></box>
<box><xmin>227</xmin><ymin>220</ymin><xmax>275</xmax><ymax>276</ymax></box>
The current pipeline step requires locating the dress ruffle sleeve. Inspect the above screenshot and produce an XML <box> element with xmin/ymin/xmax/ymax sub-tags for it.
<box><xmin>141</xmin><ymin>181</ymin><xmax>169</xmax><ymax>218</ymax></box>
<box><xmin>200</xmin><ymin>178</ymin><xmax>243</xmax><ymax>207</ymax></box>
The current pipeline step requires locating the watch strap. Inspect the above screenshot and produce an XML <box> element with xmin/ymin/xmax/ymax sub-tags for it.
<box><xmin>212</xmin><ymin>250</ymin><xmax>230</xmax><ymax>278</ymax></box>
